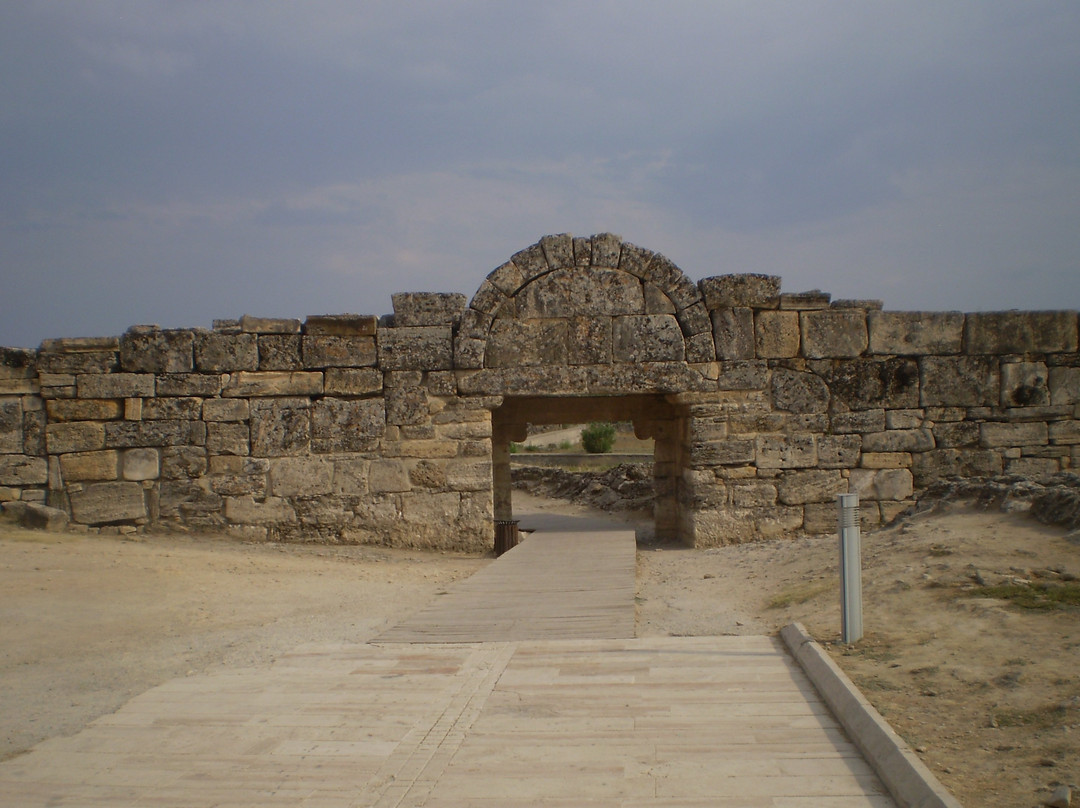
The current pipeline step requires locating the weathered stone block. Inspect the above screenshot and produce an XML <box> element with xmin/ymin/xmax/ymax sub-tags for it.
<box><xmin>386</xmin><ymin>386</ymin><xmax>429</xmax><ymax>427</ymax></box>
<box><xmin>324</xmin><ymin>368</ymin><xmax>382</xmax><ymax>396</ymax></box>
<box><xmin>303</xmin><ymin>314</ymin><xmax>378</xmax><ymax>336</ymax></box>
<box><xmin>964</xmin><ymin>311</ymin><xmax>1078</xmax><ymax>354</ymax></box>
<box><xmin>1049</xmin><ymin>421</ymin><xmax>1080</xmax><ymax>445</ymax></box>
<box><xmin>711</xmin><ymin>308</ymin><xmax>754</xmax><ymax>360</ymax></box>
<box><xmin>1000</xmin><ymin>361</ymin><xmax>1049</xmax><ymax>407</ymax></box>
<box><xmin>566</xmin><ymin>318</ymin><xmax>612</xmax><ymax>365</ymax></box>
<box><xmin>920</xmin><ymin>356</ymin><xmax>999</xmax><ymax>407</ymax></box>
<box><xmin>207</xmin><ymin>422</ymin><xmax>250</xmax><ymax>455</ymax></box>
<box><xmin>850</xmin><ymin>468</ymin><xmax>914</xmax><ymax>501</ymax></box>
<box><xmin>699</xmin><ymin>274</ymin><xmax>781</xmax><ymax>310</ymax></box>
<box><xmin>122</xmin><ymin>448</ymin><xmax>159</xmax><ymax>481</ymax></box>
<box><xmin>160</xmin><ymin>446</ymin><xmax>207</xmax><ymax>480</ymax></box>
<box><xmin>22</xmin><ymin>410</ymin><xmax>45</xmax><ymax>456</ymax></box>
<box><xmin>980</xmin><ymin>421</ymin><xmax>1048</xmax><ymax>448</ymax></box>
<box><xmin>268</xmin><ymin>457</ymin><xmax>334</xmax><ymax>497</ymax></box>
<box><xmin>0</xmin><ymin>455</ymin><xmax>48</xmax><ymax>486</ymax></box>
<box><xmin>46</xmin><ymin>422</ymin><xmax>106</xmax><ymax>454</ymax></box>
<box><xmin>120</xmin><ymin>329</ymin><xmax>194</xmax><ymax>373</ymax></box>
<box><xmin>817</xmin><ymin>435</ymin><xmax>862</xmax><ymax>468</ymax></box>
<box><xmin>771</xmin><ymin>369</ymin><xmax>830</xmax><ymax>414</ymax></box>
<box><xmin>690</xmin><ymin>440</ymin><xmax>756</xmax><ymax>467</ymax></box>
<box><xmin>224</xmin><ymin>495</ymin><xmax>296</xmax><ymax>524</ymax></box>
<box><xmin>104</xmin><ymin>420</ymin><xmax>206</xmax><ymax>448</ymax></box>
<box><xmin>861</xmin><ymin>452</ymin><xmax>912</xmax><ymax>469</ymax></box>
<box><xmin>612</xmin><ymin>315</ymin><xmax>685</xmax><ymax>363</ymax></box>
<box><xmin>369</xmin><ymin>460</ymin><xmax>411</xmax><ymax>493</ymax></box>
<box><xmin>70</xmin><ymin>482</ymin><xmax>146</xmax><ymax>524</ymax></box>
<box><xmin>401</xmin><ymin>491</ymin><xmax>461</xmax><ymax>526</ymax></box>
<box><xmin>686</xmin><ymin>332</ymin><xmax>716</xmax><ymax>364</ymax></box>
<box><xmin>59</xmin><ymin>450</ymin><xmax>119</xmax><ymax>482</ymax></box>
<box><xmin>194</xmin><ymin>332</ymin><xmax>258</xmax><ymax>372</ymax></box>
<box><xmin>45</xmin><ymin>399</ymin><xmax>123</xmax><ymax>422</ymax></box>
<box><xmin>240</xmin><ymin>315</ymin><xmax>301</xmax><ymax>334</ymax></box>
<box><xmin>780</xmin><ymin>290</ymin><xmax>830</xmax><ymax>310</ymax></box>
<box><xmin>754</xmin><ymin>311</ymin><xmax>800</xmax><ymax>358</ymax></box>
<box><xmin>911</xmin><ymin>449</ymin><xmax>1003</xmax><ymax>486</ymax></box>
<box><xmin>256</xmin><ymin>335</ymin><xmax>302</xmax><ymax>370</ymax></box>
<box><xmin>21</xmin><ymin>502</ymin><xmax>69</xmax><ymax>531</ymax></box>
<box><xmin>143</xmin><ymin>397</ymin><xmax>202</xmax><ymax>421</ymax></box>
<box><xmin>0</xmin><ymin>399</ymin><xmax>22</xmax><ymax>453</ymax></box>
<box><xmin>223</xmin><ymin>371</ymin><xmax>323</xmax><ymax>397</ymax></box>
<box><xmin>377</xmin><ymin>327</ymin><xmax>453</xmax><ymax>371</ymax></box>
<box><xmin>311</xmin><ymin>398</ymin><xmax>385</xmax><ymax>452</ymax></box>
<box><xmin>777</xmin><ymin>469</ymin><xmax>846</xmax><ymax>504</ymax></box>
<box><xmin>156</xmin><ymin>373</ymin><xmax>223</xmax><ymax>397</ymax></box>
<box><xmin>800</xmin><ymin>310</ymin><xmax>868</xmax><ymax>359</ymax></box>
<box><xmin>932</xmin><ymin>421</ymin><xmax>980</xmax><ymax>448</ymax></box>
<box><xmin>755</xmin><ymin>434</ymin><xmax>817</xmax><ymax>469</ymax></box>
<box><xmin>470</xmin><ymin>279</ymin><xmax>512</xmax><ymax>316</ymax></box>
<box><xmin>250</xmin><ymin>398</ymin><xmax>310</xmax><ymax>457</ymax></box>
<box><xmin>862</xmin><ymin>429</ymin><xmax>935</xmax><ymax>453</ymax></box>
<box><xmin>202</xmin><ymin>398</ymin><xmax>249</xmax><ymax>422</ymax></box>
<box><xmin>1049</xmin><ymin>366</ymin><xmax>1080</xmax><ymax>405</ymax></box>
<box><xmin>825</xmin><ymin>359</ymin><xmax>920</xmax><ymax>410</ymax></box>
<box><xmin>78</xmin><ymin>373</ymin><xmax>156</xmax><ymax>399</ymax></box>
<box><xmin>885</xmin><ymin>409</ymin><xmax>923</xmax><ymax>430</ymax></box>
<box><xmin>486</xmin><ymin>320</ymin><xmax>568</xmax><ymax>368</ymax></box>
<box><xmin>728</xmin><ymin>481</ymin><xmax>777</xmax><ymax>508</ymax></box>
<box><xmin>1007</xmin><ymin>457</ymin><xmax>1060</xmax><ymax>479</ymax></box>
<box><xmin>391</xmin><ymin>293</ymin><xmax>467</xmax><ymax>327</ymax></box>
<box><xmin>867</xmin><ymin>311</ymin><xmax>964</xmax><ymax>355</ymax></box>
<box><xmin>37</xmin><ymin>350</ymin><xmax>118</xmax><ymax>375</ymax></box>
<box><xmin>301</xmin><ymin>336</ymin><xmax>377</xmax><ymax>368</ymax></box>
<box><xmin>445</xmin><ymin>462</ymin><xmax>492</xmax><ymax>492</ymax></box>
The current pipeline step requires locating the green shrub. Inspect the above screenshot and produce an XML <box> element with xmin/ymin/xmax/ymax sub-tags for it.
<box><xmin>581</xmin><ymin>422</ymin><xmax>616</xmax><ymax>454</ymax></box>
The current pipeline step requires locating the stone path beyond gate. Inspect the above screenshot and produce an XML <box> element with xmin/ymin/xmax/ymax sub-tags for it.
<box><xmin>0</xmin><ymin>522</ymin><xmax>898</xmax><ymax>807</ymax></box>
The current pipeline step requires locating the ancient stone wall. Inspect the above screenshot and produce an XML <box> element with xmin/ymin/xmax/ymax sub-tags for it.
<box><xmin>1</xmin><ymin>233</ymin><xmax>1078</xmax><ymax>547</ymax></box>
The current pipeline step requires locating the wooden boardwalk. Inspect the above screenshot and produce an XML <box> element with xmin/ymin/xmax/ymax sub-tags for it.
<box><xmin>0</xmin><ymin>520</ymin><xmax>898</xmax><ymax>807</ymax></box>
<box><xmin>378</xmin><ymin>529</ymin><xmax>637</xmax><ymax>642</ymax></box>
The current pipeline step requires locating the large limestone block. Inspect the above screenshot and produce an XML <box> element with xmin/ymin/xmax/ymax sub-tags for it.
<box><xmin>333</xmin><ymin>458</ymin><xmax>369</xmax><ymax>495</ymax></box>
<box><xmin>567</xmin><ymin>317</ymin><xmax>613</xmax><ymax>365</ymax></box>
<box><xmin>59</xmin><ymin>450</ymin><xmax>119</xmax><ymax>482</ymax></box>
<box><xmin>920</xmin><ymin>356</ymin><xmax>1000</xmax><ymax>407</ymax></box>
<box><xmin>303</xmin><ymin>314</ymin><xmax>378</xmax><ymax>336</ymax></box>
<box><xmin>70</xmin><ymin>481</ymin><xmax>146</xmax><ymax>524</ymax></box>
<box><xmin>711</xmin><ymin>308</ymin><xmax>754</xmax><ymax>360</ymax></box>
<box><xmin>445</xmin><ymin>461</ymin><xmax>492</xmax><ymax>492</ymax></box>
<box><xmin>223</xmin><ymin>371</ymin><xmax>323</xmax><ymax>397</ymax></box>
<box><xmin>45</xmin><ymin>399</ymin><xmax>123</xmax><ymax>422</ymax></box>
<box><xmin>800</xmin><ymin>310</ymin><xmax>868</xmax><ymax>359</ymax></box>
<box><xmin>817</xmin><ymin>435</ymin><xmax>862</xmax><ymax>468</ymax></box>
<box><xmin>142</xmin><ymin>397</ymin><xmax>202</xmax><ymax>421</ymax></box>
<box><xmin>700</xmin><ymin>274</ymin><xmax>781</xmax><ymax>310</ymax></box>
<box><xmin>1000</xmin><ymin>361</ymin><xmax>1049</xmax><ymax>407</ymax></box>
<box><xmin>257</xmin><ymin>335</ymin><xmax>303</xmax><ymax>370</ymax></box>
<box><xmin>0</xmin><ymin>455</ymin><xmax>48</xmax><ymax>485</ymax></box>
<box><xmin>194</xmin><ymin>332</ymin><xmax>258</xmax><ymax>372</ymax></box>
<box><xmin>912</xmin><ymin>449</ymin><xmax>1003</xmax><ymax>486</ymax></box>
<box><xmin>324</xmin><ymin>368</ymin><xmax>382</xmax><ymax>396</ymax></box>
<box><xmin>755</xmin><ymin>434</ymin><xmax>817</xmax><ymax>468</ymax></box>
<box><xmin>0</xmin><ymin>399</ymin><xmax>22</xmax><ymax>453</ymax></box>
<box><xmin>612</xmin><ymin>314</ymin><xmax>685</xmax><ymax>363</ymax></box>
<box><xmin>269</xmin><ymin>457</ymin><xmax>334</xmax><ymax>497</ymax></box>
<box><xmin>386</xmin><ymin>386</ymin><xmax>429</xmax><ymax>427</ymax></box>
<box><xmin>862</xmin><ymin>429</ymin><xmax>935</xmax><ymax>453</ymax></box>
<box><xmin>250</xmin><ymin>398</ymin><xmax>311</xmax><ymax>457</ymax></box>
<box><xmin>104</xmin><ymin>420</ymin><xmax>206</xmax><ymax>449</ymax></box>
<box><xmin>311</xmin><ymin>398</ymin><xmax>385</xmax><ymax>452</ymax></box>
<box><xmin>566</xmin><ymin>269</ymin><xmax>645</xmax><ymax>316</ymax></box>
<box><xmin>156</xmin><ymin>373</ymin><xmax>223</xmax><ymax>397</ymax></box>
<box><xmin>1050</xmin><ymin>421</ymin><xmax>1080</xmax><ymax>445</ymax></box>
<box><xmin>401</xmin><ymin>491</ymin><xmax>461</xmax><ymax>525</ymax></box>
<box><xmin>539</xmin><ymin>233</ymin><xmax>575</xmax><ymax>269</ymax></box>
<box><xmin>202</xmin><ymin>398</ymin><xmax>249</xmax><ymax>422</ymax></box>
<box><xmin>777</xmin><ymin>469</ymin><xmax>846</xmax><ymax>505</ymax></box>
<box><xmin>37</xmin><ymin>350</ymin><xmax>118</xmax><ymax>375</ymax></box>
<box><xmin>486</xmin><ymin>320</ymin><xmax>568</xmax><ymax>368</ymax></box>
<box><xmin>831</xmin><ymin>409</ymin><xmax>886</xmax><ymax>434</ymax></box>
<box><xmin>391</xmin><ymin>293</ymin><xmax>467</xmax><ymax>327</ymax></box>
<box><xmin>369</xmin><ymin>460</ymin><xmax>412</xmax><ymax>493</ymax></box>
<box><xmin>206</xmin><ymin>422</ymin><xmax>250</xmax><ymax>455</ymax></box>
<box><xmin>754</xmin><ymin>311</ymin><xmax>800</xmax><ymax>358</ymax></box>
<box><xmin>980</xmin><ymin>421</ymin><xmax>1048</xmax><ymax>448</ymax></box>
<box><xmin>46</xmin><ymin>422</ymin><xmax>106</xmax><ymax>454</ymax></box>
<box><xmin>689</xmin><ymin>439</ymin><xmax>756</xmax><ymax>466</ymax></box>
<box><xmin>78</xmin><ymin>373</ymin><xmax>155</xmax><ymax>399</ymax></box>
<box><xmin>120</xmin><ymin>329</ymin><xmax>194</xmax><ymax>373</ymax></box>
<box><xmin>771</xmin><ymin>369</ymin><xmax>830</xmax><ymax>414</ymax></box>
<box><xmin>964</xmin><ymin>311</ymin><xmax>1078</xmax><ymax>354</ymax></box>
<box><xmin>849</xmin><ymin>468</ymin><xmax>914</xmax><ymax>501</ymax></box>
<box><xmin>161</xmin><ymin>446</ymin><xmax>208</xmax><ymax>479</ymax></box>
<box><xmin>240</xmin><ymin>315</ymin><xmax>302</xmax><ymax>334</ymax></box>
<box><xmin>122</xmin><ymin>448</ymin><xmax>160</xmax><ymax>481</ymax></box>
<box><xmin>223</xmin><ymin>495</ymin><xmax>296</xmax><ymax>524</ymax></box>
<box><xmin>868</xmin><ymin>311</ymin><xmax>964</xmax><ymax>355</ymax></box>
<box><xmin>1049</xmin><ymin>366</ymin><xmax>1080</xmax><ymax>405</ymax></box>
<box><xmin>377</xmin><ymin>327</ymin><xmax>453</xmax><ymax>371</ymax></box>
<box><xmin>514</xmin><ymin>271</ymin><xmax>570</xmax><ymax>318</ymax></box>
<box><xmin>301</xmin><ymin>336</ymin><xmax>377</xmax><ymax>368</ymax></box>
<box><xmin>824</xmin><ymin>359</ymin><xmax>920</xmax><ymax>410</ymax></box>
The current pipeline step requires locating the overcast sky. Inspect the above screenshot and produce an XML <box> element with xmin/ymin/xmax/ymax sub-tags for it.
<box><xmin>2</xmin><ymin>1</ymin><xmax>1079</xmax><ymax>348</ymax></box>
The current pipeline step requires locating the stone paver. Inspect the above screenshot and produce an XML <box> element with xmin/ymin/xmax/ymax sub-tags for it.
<box><xmin>0</xmin><ymin>524</ymin><xmax>898</xmax><ymax>806</ymax></box>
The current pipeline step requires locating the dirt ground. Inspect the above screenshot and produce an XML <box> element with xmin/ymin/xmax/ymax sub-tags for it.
<box><xmin>2</xmin><ymin>496</ymin><xmax>1078</xmax><ymax>808</ymax></box>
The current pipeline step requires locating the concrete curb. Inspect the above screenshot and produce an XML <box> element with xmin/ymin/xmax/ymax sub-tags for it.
<box><xmin>781</xmin><ymin>623</ymin><xmax>963</xmax><ymax>808</ymax></box>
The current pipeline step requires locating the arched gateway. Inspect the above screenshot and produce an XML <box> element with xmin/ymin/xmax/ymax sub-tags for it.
<box><xmin>2</xmin><ymin>234</ymin><xmax>1077</xmax><ymax>548</ymax></box>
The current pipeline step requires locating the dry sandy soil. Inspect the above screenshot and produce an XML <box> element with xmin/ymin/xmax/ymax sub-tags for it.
<box><xmin>2</xmin><ymin>494</ymin><xmax>1078</xmax><ymax>808</ymax></box>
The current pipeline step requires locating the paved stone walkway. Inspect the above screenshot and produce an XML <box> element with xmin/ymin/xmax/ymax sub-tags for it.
<box><xmin>0</xmin><ymin>527</ymin><xmax>897</xmax><ymax>807</ymax></box>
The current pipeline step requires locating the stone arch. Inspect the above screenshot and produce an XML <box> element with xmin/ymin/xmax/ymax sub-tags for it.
<box><xmin>454</xmin><ymin>233</ymin><xmax>717</xmax><ymax>391</ymax></box>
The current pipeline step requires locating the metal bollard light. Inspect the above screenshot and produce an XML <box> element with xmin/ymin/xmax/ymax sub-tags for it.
<box><xmin>838</xmin><ymin>493</ymin><xmax>863</xmax><ymax>644</ymax></box>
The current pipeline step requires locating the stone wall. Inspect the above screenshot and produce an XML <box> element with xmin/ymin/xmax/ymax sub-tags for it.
<box><xmin>1</xmin><ymin>233</ymin><xmax>1078</xmax><ymax>547</ymax></box>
